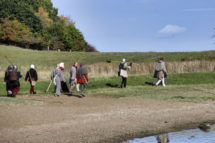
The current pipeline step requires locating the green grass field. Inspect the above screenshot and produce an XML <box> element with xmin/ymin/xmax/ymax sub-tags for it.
<box><xmin>1</xmin><ymin>45</ymin><xmax>215</xmax><ymax>69</ymax></box>
<box><xmin>1</xmin><ymin>46</ymin><xmax>215</xmax><ymax>104</ymax></box>
<box><xmin>1</xmin><ymin>72</ymin><xmax>215</xmax><ymax>103</ymax></box>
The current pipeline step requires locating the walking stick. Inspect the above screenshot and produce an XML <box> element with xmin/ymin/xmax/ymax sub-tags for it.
<box><xmin>46</xmin><ymin>80</ymin><xmax>53</xmax><ymax>93</ymax></box>
<box><xmin>5</xmin><ymin>56</ymin><xmax>15</xmax><ymax>67</ymax></box>
<box><xmin>5</xmin><ymin>55</ymin><xmax>25</xmax><ymax>80</ymax></box>
<box><xmin>106</xmin><ymin>60</ymin><xmax>139</xmax><ymax>65</ymax></box>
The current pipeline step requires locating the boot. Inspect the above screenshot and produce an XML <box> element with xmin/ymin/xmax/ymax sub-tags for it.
<box><xmin>81</xmin><ymin>93</ymin><xmax>85</xmax><ymax>97</ymax></box>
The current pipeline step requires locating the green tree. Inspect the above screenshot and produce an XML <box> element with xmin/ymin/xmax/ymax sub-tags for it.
<box><xmin>66</xmin><ymin>24</ymin><xmax>88</xmax><ymax>51</ymax></box>
<box><xmin>0</xmin><ymin>0</ymin><xmax>45</xmax><ymax>33</ymax></box>
<box><xmin>0</xmin><ymin>18</ymin><xmax>32</xmax><ymax>44</ymax></box>
<box><xmin>7</xmin><ymin>0</ymin><xmax>59</xmax><ymax>20</ymax></box>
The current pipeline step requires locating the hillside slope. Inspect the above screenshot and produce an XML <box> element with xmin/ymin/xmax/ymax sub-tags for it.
<box><xmin>1</xmin><ymin>46</ymin><xmax>214</xmax><ymax>69</ymax></box>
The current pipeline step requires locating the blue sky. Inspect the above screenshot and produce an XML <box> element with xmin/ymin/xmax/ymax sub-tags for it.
<box><xmin>51</xmin><ymin>0</ymin><xmax>215</xmax><ymax>52</ymax></box>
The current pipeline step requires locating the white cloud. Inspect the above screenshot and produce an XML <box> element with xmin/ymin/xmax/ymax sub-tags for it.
<box><xmin>183</xmin><ymin>8</ymin><xmax>215</xmax><ymax>11</ymax></box>
<box><xmin>157</xmin><ymin>25</ymin><xmax>187</xmax><ymax>38</ymax></box>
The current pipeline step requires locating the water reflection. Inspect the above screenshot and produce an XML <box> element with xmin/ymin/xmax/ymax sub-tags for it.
<box><xmin>124</xmin><ymin>125</ymin><xmax>215</xmax><ymax>143</ymax></box>
<box><xmin>157</xmin><ymin>134</ymin><xmax>169</xmax><ymax>143</ymax></box>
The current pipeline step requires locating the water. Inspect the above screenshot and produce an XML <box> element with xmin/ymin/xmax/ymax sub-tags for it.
<box><xmin>123</xmin><ymin>125</ymin><xmax>215</xmax><ymax>143</ymax></box>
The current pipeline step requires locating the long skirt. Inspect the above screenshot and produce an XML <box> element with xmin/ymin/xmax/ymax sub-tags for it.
<box><xmin>55</xmin><ymin>77</ymin><xmax>61</xmax><ymax>96</ymax></box>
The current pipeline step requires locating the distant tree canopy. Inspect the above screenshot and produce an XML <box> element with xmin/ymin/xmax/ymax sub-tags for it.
<box><xmin>0</xmin><ymin>0</ymin><xmax>98</xmax><ymax>52</ymax></box>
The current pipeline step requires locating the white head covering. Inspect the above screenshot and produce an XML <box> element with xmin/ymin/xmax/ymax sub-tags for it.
<box><xmin>59</xmin><ymin>62</ymin><xmax>64</xmax><ymax>68</ymax></box>
<box><xmin>31</xmin><ymin>64</ymin><xmax>34</xmax><ymax>69</ymax></box>
<box><xmin>122</xmin><ymin>58</ymin><xmax>126</xmax><ymax>62</ymax></box>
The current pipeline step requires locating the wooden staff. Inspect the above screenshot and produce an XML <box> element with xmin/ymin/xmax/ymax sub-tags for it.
<box><xmin>5</xmin><ymin>55</ymin><xmax>25</xmax><ymax>80</ymax></box>
<box><xmin>46</xmin><ymin>80</ymin><xmax>53</xmax><ymax>93</ymax></box>
<box><xmin>106</xmin><ymin>60</ymin><xmax>139</xmax><ymax>65</ymax></box>
<box><xmin>5</xmin><ymin>56</ymin><xmax>14</xmax><ymax>67</ymax></box>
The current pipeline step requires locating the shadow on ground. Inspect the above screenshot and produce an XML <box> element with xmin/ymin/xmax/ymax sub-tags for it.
<box><xmin>106</xmin><ymin>83</ymin><xmax>119</xmax><ymax>88</ymax></box>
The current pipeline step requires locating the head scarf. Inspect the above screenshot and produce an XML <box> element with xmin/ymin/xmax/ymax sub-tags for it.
<box><xmin>31</xmin><ymin>64</ymin><xmax>34</xmax><ymax>69</ymax></box>
<box><xmin>8</xmin><ymin>66</ymin><xmax>12</xmax><ymax>70</ymax></box>
<box><xmin>155</xmin><ymin>60</ymin><xmax>165</xmax><ymax>71</ymax></box>
<box><xmin>13</xmin><ymin>65</ymin><xmax>18</xmax><ymax>71</ymax></box>
<box><xmin>59</xmin><ymin>62</ymin><xmax>64</xmax><ymax>68</ymax></box>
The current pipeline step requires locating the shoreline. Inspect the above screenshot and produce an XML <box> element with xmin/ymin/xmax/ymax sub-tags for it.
<box><xmin>0</xmin><ymin>95</ymin><xmax>215</xmax><ymax>143</ymax></box>
<box><xmin>99</xmin><ymin>119</ymin><xmax>215</xmax><ymax>143</ymax></box>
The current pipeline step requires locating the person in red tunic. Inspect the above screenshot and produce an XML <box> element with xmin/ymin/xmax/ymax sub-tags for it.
<box><xmin>77</xmin><ymin>63</ymin><xmax>89</xmax><ymax>97</ymax></box>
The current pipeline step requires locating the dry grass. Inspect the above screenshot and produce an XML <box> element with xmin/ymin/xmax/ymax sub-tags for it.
<box><xmin>1</xmin><ymin>60</ymin><xmax>215</xmax><ymax>80</ymax></box>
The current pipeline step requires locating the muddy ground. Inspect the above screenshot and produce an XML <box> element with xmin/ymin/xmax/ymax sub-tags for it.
<box><xmin>0</xmin><ymin>95</ymin><xmax>215</xmax><ymax>143</ymax></box>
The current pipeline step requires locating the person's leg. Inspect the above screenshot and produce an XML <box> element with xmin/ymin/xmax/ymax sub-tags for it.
<box><xmin>32</xmin><ymin>86</ymin><xmax>35</xmax><ymax>94</ymax></box>
<box><xmin>69</xmin><ymin>80</ymin><xmax>75</xmax><ymax>92</ymax></box>
<box><xmin>76</xmin><ymin>84</ymin><xmax>80</xmax><ymax>92</ymax></box>
<box><xmin>81</xmin><ymin>82</ymin><xmax>87</xmax><ymax>97</ymax></box>
<box><xmin>15</xmin><ymin>86</ymin><xmax>20</xmax><ymax>94</ymax></box>
<box><xmin>82</xmin><ymin>82</ymin><xmax>87</xmax><ymax>93</ymax></box>
<box><xmin>124</xmin><ymin>78</ymin><xmax>127</xmax><ymax>88</ymax></box>
<box><xmin>75</xmin><ymin>79</ymin><xmax>80</xmax><ymax>92</ymax></box>
<box><xmin>69</xmin><ymin>87</ymin><xmax>73</xmax><ymax>92</ymax></box>
<box><xmin>158</xmin><ymin>78</ymin><xmax>162</xmax><ymax>85</ymax></box>
<box><xmin>156</xmin><ymin>79</ymin><xmax>162</xmax><ymax>86</ymax></box>
<box><xmin>161</xmin><ymin>78</ymin><xmax>166</xmax><ymax>86</ymax></box>
<box><xmin>121</xmin><ymin>77</ymin><xmax>124</xmax><ymax>88</ymax></box>
<box><xmin>55</xmin><ymin>78</ymin><xmax>61</xmax><ymax>96</ymax></box>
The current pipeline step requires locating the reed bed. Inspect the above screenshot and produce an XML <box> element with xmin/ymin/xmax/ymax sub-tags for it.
<box><xmin>1</xmin><ymin>60</ymin><xmax>215</xmax><ymax>80</ymax></box>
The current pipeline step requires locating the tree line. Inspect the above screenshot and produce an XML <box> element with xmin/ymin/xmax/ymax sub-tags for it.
<box><xmin>0</xmin><ymin>0</ymin><xmax>98</xmax><ymax>52</ymax></box>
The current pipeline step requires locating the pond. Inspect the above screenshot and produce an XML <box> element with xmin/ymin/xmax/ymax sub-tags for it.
<box><xmin>123</xmin><ymin>125</ymin><xmax>215</xmax><ymax>143</ymax></box>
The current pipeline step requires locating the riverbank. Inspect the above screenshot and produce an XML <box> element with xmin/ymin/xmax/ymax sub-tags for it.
<box><xmin>0</xmin><ymin>95</ymin><xmax>215</xmax><ymax>143</ymax></box>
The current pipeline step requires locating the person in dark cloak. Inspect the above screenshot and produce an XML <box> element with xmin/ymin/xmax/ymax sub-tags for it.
<box><xmin>4</xmin><ymin>66</ymin><xmax>13</xmax><ymax>96</ymax></box>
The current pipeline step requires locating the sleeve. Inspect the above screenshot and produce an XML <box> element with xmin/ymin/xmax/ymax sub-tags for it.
<box><xmin>84</xmin><ymin>74</ymin><xmax>89</xmax><ymax>82</ymax></box>
<box><xmin>70</xmin><ymin>68</ymin><xmax>73</xmax><ymax>79</ymax></box>
<box><xmin>35</xmin><ymin>70</ymin><xmax>38</xmax><ymax>81</ymax></box>
<box><xmin>162</xmin><ymin>68</ymin><xmax>167</xmax><ymax>73</ymax></box>
<box><xmin>18</xmin><ymin>72</ymin><xmax>22</xmax><ymax>78</ymax></box>
<box><xmin>72</xmin><ymin>68</ymin><xmax>76</xmax><ymax>80</ymax></box>
<box><xmin>25</xmin><ymin>72</ymin><xmax>29</xmax><ymax>81</ymax></box>
<box><xmin>123</xmin><ymin>63</ymin><xmax>131</xmax><ymax>69</ymax></box>
<box><xmin>4</xmin><ymin>72</ymin><xmax>7</xmax><ymax>82</ymax></box>
<box><xmin>60</xmin><ymin>71</ymin><xmax>66</xmax><ymax>82</ymax></box>
<box><xmin>50</xmin><ymin>70</ymin><xmax>54</xmax><ymax>80</ymax></box>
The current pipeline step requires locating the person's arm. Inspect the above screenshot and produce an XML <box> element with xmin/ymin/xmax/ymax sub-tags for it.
<box><xmin>123</xmin><ymin>63</ymin><xmax>131</xmax><ymax>69</ymax></box>
<box><xmin>4</xmin><ymin>72</ymin><xmax>7</xmax><ymax>84</ymax></box>
<box><xmin>84</xmin><ymin>74</ymin><xmax>89</xmax><ymax>82</ymax></box>
<box><xmin>60</xmin><ymin>70</ymin><xmax>66</xmax><ymax>82</ymax></box>
<box><xmin>35</xmin><ymin>70</ymin><xmax>38</xmax><ymax>81</ymax></box>
<box><xmin>25</xmin><ymin>71</ymin><xmax>29</xmax><ymax>82</ymax></box>
<box><xmin>70</xmin><ymin>68</ymin><xmax>73</xmax><ymax>79</ymax></box>
<box><xmin>163</xmin><ymin>68</ymin><xmax>167</xmax><ymax>73</ymax></box>
<box><xmin>50</xmin><ymin>70</ymin><xmax>54</xmax><ymax>80</ymax></box>
<box><xmin>18</xmin><ymin>72</ymin><xmax>22</xmax><ymax>78</ymax></box>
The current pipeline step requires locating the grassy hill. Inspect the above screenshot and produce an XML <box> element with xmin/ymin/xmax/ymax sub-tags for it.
<box><xmin>1</xmin><ymin>45</ymin><xmax>215</xmax><ymax>70</ymax></box>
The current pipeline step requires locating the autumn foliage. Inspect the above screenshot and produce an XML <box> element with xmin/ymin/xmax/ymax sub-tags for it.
<box><xmin>0</xmin><ymin>0</ymin><xmax>98</xmax><ymax>52</ymax></box>
<box><xmin>0</xmin><ymin>18</ymin><xmax>31</xmax><ymax>43</ymax></box>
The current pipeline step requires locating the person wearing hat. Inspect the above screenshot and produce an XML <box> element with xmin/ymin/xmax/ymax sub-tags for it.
<box><xmin>77</xmin><ymin>63</ymin><xmax>89</xmax><ymax>97</ymax></box>
<box><xmin>154</xmin><ymin>57</ymin><xmax>167</xmax><ymax>87</ymax></box>
<box><xmin>51</xmin><ymin>64</ymin><xmax>66</xmax><ymax>97</ymax></box>
<box><xmin>119</xmin><ymin>58</ymin><xmax>132</xmax><ymax>88</ymax></box>
<box><xmin>69</xmin><ymin>62</ymin><xmax>80</xmax><ymax>93</ymax></box>
<box><xmin>25</xmin><ymin>65</ymin><xmax>38</xmax><ymax>94</ymax></box>
<box><xmin>10</xmin><ymin>65</ymin><xmax>22</xmax><ymax>97</ymax></box>
<box><xmin>4</xmin><ymin>66</ymin><xmax>13</xmax><ymax>96</ymax></box>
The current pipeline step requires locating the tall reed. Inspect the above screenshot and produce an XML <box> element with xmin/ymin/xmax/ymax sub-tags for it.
<box><xmin>1</xmin><ymin>60</ymin><xmax>215</xmax><ymax>80</ymax></box>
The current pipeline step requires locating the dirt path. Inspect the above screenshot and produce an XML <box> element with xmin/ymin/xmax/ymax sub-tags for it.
<box><xmin>0</xmin><ymin>95</ymin><xmax>215</xmax><ymax>143</ymax></box>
